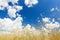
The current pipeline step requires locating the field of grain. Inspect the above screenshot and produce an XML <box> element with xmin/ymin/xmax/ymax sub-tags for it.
<box><xmin>0</xmin><ymin>30</ymin><xmax>60</xmax><ymax>40</ymax></box>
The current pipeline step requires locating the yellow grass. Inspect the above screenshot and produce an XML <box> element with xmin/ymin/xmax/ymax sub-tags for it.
<box><xmin>0</xmin><ymin>31</ymin><xmax>60</xmax><ymax>40</ymax></box>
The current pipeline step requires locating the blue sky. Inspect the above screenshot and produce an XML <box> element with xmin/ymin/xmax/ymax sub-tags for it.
<box><xmin>0</xmin><ymin>0</ymin><xmax>60</xmax><ymax>28</ymax></box>
<box><xmin>19</xmin><ymin>0</ymin><xmax>60</xmax><ymax>27</ymax></box>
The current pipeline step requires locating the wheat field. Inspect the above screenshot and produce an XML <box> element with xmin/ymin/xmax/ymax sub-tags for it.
<box><xmin>0</xmin><ymin>30</ymin><xmax>60</xmax><ymax>40</ymax></box>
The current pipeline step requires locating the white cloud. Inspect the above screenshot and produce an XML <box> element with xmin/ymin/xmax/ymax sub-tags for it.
<box><xmin>24</xmin><ymin>0</ymin><xmax>38</xmax><ymax>7</ymax></box>
<box><xmin>0</xmin><ymin>0</ymin><xmax>8</xmax><ymax>7</ymax></box>
<box><xmin>0</xmin><ymin>6</ymin><xmax>5</xmax><ymax>10</ymax></box>
<box><xmin>24</xmin><ymin>24</ymin><xmax>35</xmax><ymax>32</ymax></box>
<box><xmin>0</xmin><ymin>0</ymin><xmax>23</xmax><ymax>18</ymax></box>
<box><xmin>24</xmin><ymin>24</ymin><xmax>31</xmax><ymax>30</ymax></box>
<box><xmin>44</xmin><ymin>18</ymin><xmax>60</xmax><ymax>30</ymax></box>
<box><xmin>42</xmin><ymin>17</ymin><xmax>60</xmax><ymax>31</ymax></box>
<box><xmin>42</xmin><ymin>17</ymin><xmax>50</xmax><ymax>23</ymax></box>
<box><xmin>0</xmin><ymin>17</ymin><xmax>40</xmax><ymax>34</ymax></box>
<box><xmin>0</xmin><ymin>0</ymin><xmax>60</xmax><ymax>34</ymax></box>
<box><xmin>8</xmin><ymin>6</ymin><xmax>23</xmax><ymax>18</ymax></box>
<box><xmin>0</xmin><ymin>16</ymin><xmax>23</xmax><ymax>32</ymax></box>
<box><xmin>45</xmin><ymin>22</ymin><xmax>60</xmax><ymax>29</ymax></box>
<box><xmin>8</xmin><ymin>7</ymin><xmax>17</xmax><ymax>18</ymax></box>
<box><xmin>0</xmin><ymin>0</ymin><xmax>39</xmax><ymax>34</ymax></box>
<box><xmin>13</xmin><ymin>5</ymin><xmax>23</xmax><ymax>11</ymax></box>
<box><xmin>0</xmin><ymin>0</ymin><xmax>19</xmax><ymax>9</ymax></box>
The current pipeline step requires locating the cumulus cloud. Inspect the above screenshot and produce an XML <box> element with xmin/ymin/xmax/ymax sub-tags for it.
<box><xmin>8</xmin><ymin>4</ymin><xmax>23</xmax><ymax>18</ymax></box>
<box><xmin>42</xmin><ymin>17</ymin><xmax>50</xmax><ymax>23</ymax></box>
<box><xmin>0</xmin><ymin>16</ymin><xmax>23</xmax><ymax>32</ymax></box>
<box><xmin>24</xmin><ymin>0</ymin><xmax>38</xmax><ymax>7</ymax></box>
<box><xmin>7</xmin><ymin>6</ymin><xmax>23</xmax><ymax>18</ymax></box>
<box><xmin>0</xmin><ymin>0</ymin><xmax>23</xmax><ymax>33</ymax></box>
<box><xmin>0</xmin><ymin>0</ymin><xmax>39</xmax><ymax>34</ymax></box>
<box><xmin>0</xmin><ymin>16</ymin><xmax>38</xmax><ymax>34</ymax></box>
<box><xmin>0</xmin><ymin>0</ymin><xmax>60</xmax><ymax>34</ymax></box>
<box><xmin>8</xmin><ymin>7</ymin><xmax>17</xmax><ymax>18</ymax></box>
<box><xmin>0</xmin><ymin>0</ymin><xmax>23</xmax><ymax>18</ymax></box>
<box><xmin>42</xmin><ymin>17</ymin><xmax>60</xmax><ymax>30</ymax></box>
<box><xmin>45</xmin><ymin>22</ymin><xmax>60</xmax><ymax>29</ymax></box>
<box><xmin>0</xmin><ymin>0</ymin><xmax>18</xmax><ymax>10</ymax></box>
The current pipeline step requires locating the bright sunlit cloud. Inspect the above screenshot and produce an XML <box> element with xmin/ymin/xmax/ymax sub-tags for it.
<box><xmin>24</xmin><ymin>0</ymin><xmax>38</xmax><ymax>7</ymax></box>
<box><xmin>0</xmin><ymin>0</ymin><xmax>60</xmax><ymax>34</ymax></box>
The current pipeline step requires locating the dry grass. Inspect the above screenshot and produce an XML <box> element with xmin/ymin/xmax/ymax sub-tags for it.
<box><xmin>0</xmin><ymin>30</ymin><xmax>60</xmax><ymax>40</ymax></box>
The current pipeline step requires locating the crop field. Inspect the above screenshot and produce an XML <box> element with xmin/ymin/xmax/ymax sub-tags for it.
<box><xmin>0</xmin><ymin>30</ymin><xmax>60</xmax><ymax>40</ymax></box>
